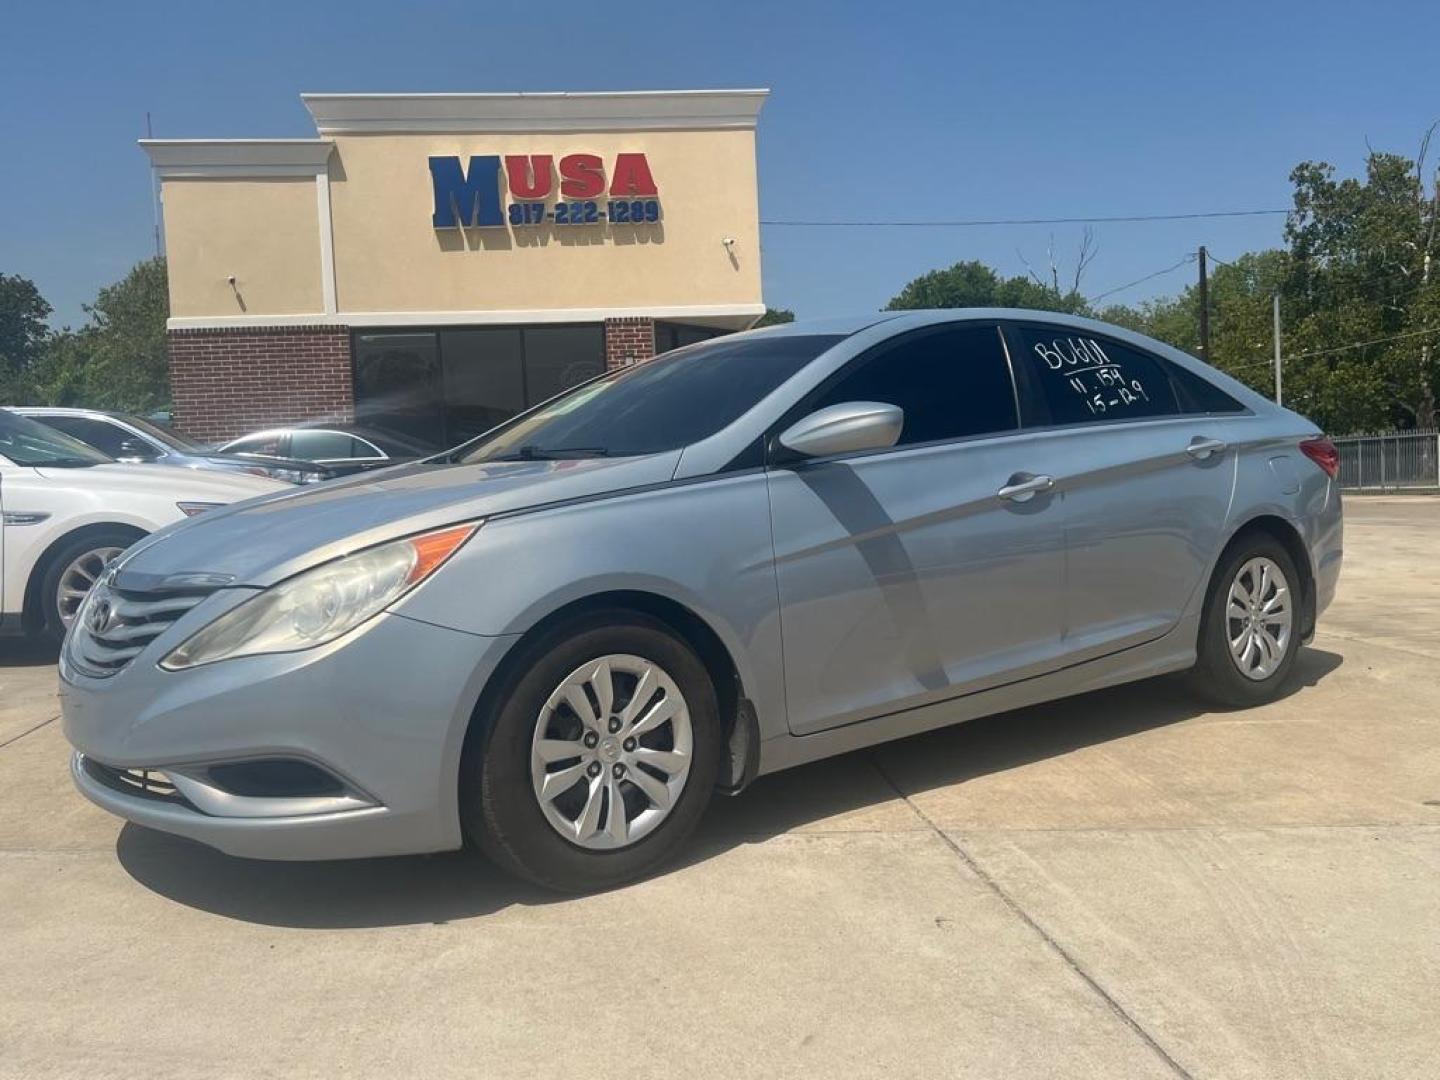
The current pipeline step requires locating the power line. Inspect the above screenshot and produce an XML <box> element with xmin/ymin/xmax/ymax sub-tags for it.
<box><xmin>759</xmin><ymin>208</ymin><xmax>1290</xmax><ymax>228</ymax></box>
<box><xmin>1216</xmin><ymin>324</ymin><xmax>1440</xmax><ymax>376</ymax></box>
<box><xmin>1089</xmin><ymin>254</ymin><xmax>1197</xmax><ymax>302</ymax></box>
<box><xmin>1284</xmin><ymin>324</ymin><xmax>1440</xmax><ymax>360</ymax></box>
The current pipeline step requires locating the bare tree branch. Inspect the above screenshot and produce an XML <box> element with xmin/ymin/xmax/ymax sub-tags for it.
<box><xmin>1072</xmin><ymin>227</ymin><xmax>1099</xmax><ymax>293</ymax></box>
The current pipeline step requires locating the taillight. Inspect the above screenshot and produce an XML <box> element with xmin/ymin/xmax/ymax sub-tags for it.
<box><xmin>1299</xmin><ymin>437</ymin><xmax>1340</xmax><ymax>478</ymax></box>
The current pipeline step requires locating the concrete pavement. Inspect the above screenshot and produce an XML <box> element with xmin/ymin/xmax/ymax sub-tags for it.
<box><xmin>2</xmin><ymin>496</ymin><xmax>1437</xmax><ymax>1078</ymax></box>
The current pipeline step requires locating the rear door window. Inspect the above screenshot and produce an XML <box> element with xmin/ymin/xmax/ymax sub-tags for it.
<box><xmin>227</xmin><ymin>433</ymin><xmax>285</xmax><ymax>456</ymax></box>
<box><xmin>1010</xmin><ymin>325</ymin><xmax>1178</xmax><ymax>426</ymax></box>
<box><xmin>1168</xmin><ymin>362</ymin><xmax>1247</xmax><ymax>414</ymax></box>
<box><xmin>291</xmin><ymin>430</ymin><xmax>362</xmax><ymax>460</ymax></box>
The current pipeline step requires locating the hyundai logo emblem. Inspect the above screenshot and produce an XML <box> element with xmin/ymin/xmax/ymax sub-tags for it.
<box><xmin>87</xmin><ymin>594</ymin><xmax>114</xmax><ymax>636</ymax></box>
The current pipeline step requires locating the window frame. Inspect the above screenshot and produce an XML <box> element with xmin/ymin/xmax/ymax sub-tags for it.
<box><xmin>999</xmin><ymin>319</ymin><xmax>1253</xmax><ymax>433</ymax></box>
<box><xmin>765</xmin><ymin>320</ymin><xmax>1023</xmax><ymax>467</ymax></box>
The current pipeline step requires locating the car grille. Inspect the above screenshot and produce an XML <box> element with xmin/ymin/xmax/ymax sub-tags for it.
<box><xmin>70</xmin><ymin>585</ymin><xmax>213</xmax><ymax>677</ymax></box>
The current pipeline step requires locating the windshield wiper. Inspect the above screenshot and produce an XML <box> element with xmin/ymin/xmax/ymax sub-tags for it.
<box><xmin>486</xmin><ymin>445</ymin><xmax>613</xmax><ymax>462</ymax></box>
<box><xmin>37</xmin><ymin>458</ymin><xmax>106</xmax><ymax>468</ymax></box>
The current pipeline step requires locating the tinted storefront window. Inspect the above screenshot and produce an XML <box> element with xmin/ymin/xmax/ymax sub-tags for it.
<box><xmin>352</xmin><ymin>332</ymin><xmax>444</xmax><ymax>446</ymax></box>
<box><xmin>442</xmin><ymin>329</ymin><xmax>526</xmax><ymax>444</ymax></box>
<box><xmin>353</xmin><ymin>324</ymin><xmax>607</xmax><ymax>448</ymax></box>
<box><xmin>655</xmin><ymin>322</ymin><xmax>723</xmax><ymax>355</ymax></box>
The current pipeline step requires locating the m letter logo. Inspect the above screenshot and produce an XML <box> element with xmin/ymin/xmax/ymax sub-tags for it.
<box><xmin>429</xmin><ymin>156</ymin><xmax>503</xmax><ymax>229</ymax></box>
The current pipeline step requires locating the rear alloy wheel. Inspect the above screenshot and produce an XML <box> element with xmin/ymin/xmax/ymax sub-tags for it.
<box><xmin>1225</xmin><ymin>556</ymin><xmax>1294</xmax><ymax>681</ymax></box>
<box><xmin>1188</xmin><ymin>536</ymin><xmax>1302</xmax><ymax>707</ymax></box>
<box><xmin>464</xmin><ymin>612</ymin><xmax>721</xmax><ymax>892</ymax></box>
<box><xmin>39</xmin><ymin>529</ymin><xmax>140</xmax><ymax>644</ymax></box>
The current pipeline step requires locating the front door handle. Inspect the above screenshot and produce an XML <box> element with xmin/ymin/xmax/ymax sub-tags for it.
<box><xmin>1186</xmin><ymin>436</ymin><xmax>1228</xmax><ymax>460</ymax></box>
<box><xmin>997</xmin><ymin>473</ymin><xmax>1055</xmax><ymax>502</ymax></box>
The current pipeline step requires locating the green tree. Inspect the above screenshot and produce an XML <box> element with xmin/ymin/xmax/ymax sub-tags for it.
<box><xmin>82</xmin><ymin>256</ymin><xmax>170</xmax><ymax>412</ymax></box>
<box><xmin>886</xmin><ymin>259</ymin><xmax>1087</xmax><ymax>314</ymax></box>
<box><xmin>0</xmin><ymin>273</ymin><xmax>52</xmax><ymax>400</ymax></box>
<box><xmin>1092</xmin><ymin>133</ymin><xmax>1440</xmax><ymax>434</ymax></box>
<box><xmin>28</xmin><ymin>257</ymin><xmax>171</xmax><ymax>412</ymax></box>
<box><xmin>1281</xmin><ymin>149</ymin><xmax>1440</xmax><ymax>431</ymax></box>
<box><xmin>755</xmin><ymin>306</ymin><xmax>795</xmax><ymax>327</ymax></box>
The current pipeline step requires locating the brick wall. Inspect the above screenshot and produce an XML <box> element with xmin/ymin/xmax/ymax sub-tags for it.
<box><xmin>604</xmin><ymin>317</ymin><xmax>656</xmax><ymax>370</ymax></box>
<box><xmin>167</xmin><ymin>326</ymin><xmax>354</xmax><ymax>442</ymax></box>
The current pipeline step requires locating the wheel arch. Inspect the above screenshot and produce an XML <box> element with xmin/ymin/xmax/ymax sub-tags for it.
<box><xmin>22</xmin><ymin>521</ymin><xmax>148</xmax><ymax>633</ymax></box>
<box><xmin>1212</xmin><ymin>513</ymin><xmax>1317</xmax><ymax>641</ymax></box>
<box><xmin>461</xmin><ymin>589</ymin><xmax>757</xmax><ymax>793</ymax></box>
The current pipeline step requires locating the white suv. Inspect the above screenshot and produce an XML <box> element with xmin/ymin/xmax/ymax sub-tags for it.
<box><xmin>0</xmin><ymin>408</ymin><xmax>287</xmax><ymax>642</ymax></box>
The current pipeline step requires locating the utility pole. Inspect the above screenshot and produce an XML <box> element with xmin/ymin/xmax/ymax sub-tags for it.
<box><xmin>147</xmin><ymin>112</ymin><xmax>161</xmax><ymax>258</ymax></box>
<box><xmin>1272</xmin><ymin>292</ymin><xmax>1283</xmax><ymax>405</ymax></box>
<box><xmin>1197</xmin><ymin>246</ymin><xmax>1210</xmax><ymax>360</ymax></box>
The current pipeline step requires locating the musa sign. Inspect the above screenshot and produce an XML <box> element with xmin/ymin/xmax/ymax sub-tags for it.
<box><xmin>429</xmin><ymin>152</ymin><xmax>661</xmax><ymax>232</ymax></box>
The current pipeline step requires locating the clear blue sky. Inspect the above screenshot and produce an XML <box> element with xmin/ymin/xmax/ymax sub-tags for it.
<box><xmin>3</xmin><ymin>0</ymin><xmax>1437</xmax><ymax>327</ymax></box>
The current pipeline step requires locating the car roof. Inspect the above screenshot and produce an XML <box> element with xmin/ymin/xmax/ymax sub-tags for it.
<box><xmin>10</xmin><ymin>406</ymin><xmax>128</xmax><ymax>419</ymax></box>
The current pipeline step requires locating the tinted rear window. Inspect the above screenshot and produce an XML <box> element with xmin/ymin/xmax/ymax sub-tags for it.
<box><xmin>1014</xmin><ymin>326</ymin><xmax>1177</xmax><ymax>425</ymax></box>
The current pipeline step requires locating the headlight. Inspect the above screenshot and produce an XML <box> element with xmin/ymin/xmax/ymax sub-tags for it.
<box><xmin>159</xmin><ymin>522</ymin><xmax>478</xmax><ymax>670</ymax></box>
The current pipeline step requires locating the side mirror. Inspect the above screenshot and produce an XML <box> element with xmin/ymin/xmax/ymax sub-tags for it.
<box><xmin>777</xmin><ymin>401</ymin><xmax>904</xmax><ymax>459</ymax></box>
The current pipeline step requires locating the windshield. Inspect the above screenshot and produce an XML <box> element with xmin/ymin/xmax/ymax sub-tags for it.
<box><xmin>455</xmin><ymin>333</ymin><xmax>844</xmax><ymax>463</ymax></box>
<box><xmin>126</xmin><ymin>415</ymin><xmax>204</xmax><ymax>453</ymax></box>
<box><xmin>0</xmin><ymin>409</ymin><xmax>114</xmax><ymax>467</ymax></box>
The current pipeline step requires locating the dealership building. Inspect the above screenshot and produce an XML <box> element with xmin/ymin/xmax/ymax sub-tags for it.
<box><xmin>141</xmin><ymin>89</ymin><xmax>768</xmax><ymax>444</ymax></box>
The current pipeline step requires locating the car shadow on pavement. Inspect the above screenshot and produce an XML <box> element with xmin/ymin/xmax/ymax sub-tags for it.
<box><xmin>115</xmin><ymin>826</ymin><xmax>563</xmax><ymax>927</ymax></box>
<box><xmin>0</xmin><ymin>639</ymin><xmax>59</xmax><ymax>667</ymax></box>
<box><xmin>115</xmin><ymin>647</ymin><xmax>1342</xmax><ymax>928</ymax></box>
<box><xmin>688</xmin><ymin>645</ymin><xmax>1346</xmax><ymax>852</ymax></box>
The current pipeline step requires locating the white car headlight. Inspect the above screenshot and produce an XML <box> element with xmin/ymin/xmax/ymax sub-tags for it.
<box><xmin>159</xmin><ymin>522</ymin><xmax>478</xmax><ymax>670</ymax></box>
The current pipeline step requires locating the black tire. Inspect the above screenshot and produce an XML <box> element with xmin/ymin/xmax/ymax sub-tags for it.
<box><xmin>462</xmin><ymin>611</ymin><xmax>722</xmax><ymax>893</ymax></box>
<box><xmin>1187</xmin><ymin>534</ymin><xmax>1303</xmax><ymax>708</ymax></box>
<box><xmin>37</xmin><ymin>527</ymin><xmax>142</xmax><ymax>645</ymax></box>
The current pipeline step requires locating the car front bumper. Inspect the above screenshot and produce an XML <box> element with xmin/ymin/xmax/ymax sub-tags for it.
<box><xmin>62</xmin><ymin>609</ymin><xmax>517</xmax><ymax>861</ymax></box>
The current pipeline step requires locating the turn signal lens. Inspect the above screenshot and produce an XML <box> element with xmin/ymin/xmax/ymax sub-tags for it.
<box><xmin>1299</xmin><ymin>437</ymin><xmax>1340</xmax><ymax>479</ymax></box>
<box><xmin>160</xmin><ymin>521</ymin><xmax>479</xmax><ymax>670</ymax></box>
<box><xmin>407</xmin><ymin>524</ymin><xmax>479</xmax><ymax>584</ymax></box>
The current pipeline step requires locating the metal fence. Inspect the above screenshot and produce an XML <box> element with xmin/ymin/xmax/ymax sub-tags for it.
<box><xmin>1333</xmin><ymin>430</ymin><xmax>1440</xmax><ymax>491</ymax></box>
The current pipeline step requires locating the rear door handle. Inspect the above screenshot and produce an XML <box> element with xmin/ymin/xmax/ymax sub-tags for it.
<box><xmin>997</xmin><ymin>473</ymin><xmax>1055</xmax><ymax>502</ymax></box>
<box><xmin>1186</xmin><ymin>436</ymin><xmax>1228</xmax><ymax>460</ymax></box>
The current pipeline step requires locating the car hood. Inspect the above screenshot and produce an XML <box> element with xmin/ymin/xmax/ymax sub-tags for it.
<box><xmin>113</xmin><ymin>451</ymin><xmax>681</xmax><ymax>591</ymax></box>
<box><xmin>33</xmin><ymin>462</ymin><xmax>288</xmax><ymax>501</ymax></box>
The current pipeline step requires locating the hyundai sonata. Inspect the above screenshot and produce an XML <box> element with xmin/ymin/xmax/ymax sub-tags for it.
<box><xmin>61</xmin><ymin>310</ymin><xmax>1343</xmax><ymax>891</ymax></box>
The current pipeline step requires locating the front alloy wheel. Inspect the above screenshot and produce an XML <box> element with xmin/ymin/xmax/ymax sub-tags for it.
<box><xmin>57</xmin><ymin>546</ymin><xmax>126</xmax><ymax>628</ymax></box>
<box><xmin>463</xmin><ymin>612</ymin><xmax>721</xmax><ymax>893</ymax></box>
<box><xmin>530</xmin><ymin>654</ymin><xmax>694</xmax><ymax>849</ymax></box>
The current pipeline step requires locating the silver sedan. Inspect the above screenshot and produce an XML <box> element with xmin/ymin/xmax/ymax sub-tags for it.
<box><xmin>61</xmin><ymin>310</ymin><xmax>1343</xmax><ymax>892</ymax></box>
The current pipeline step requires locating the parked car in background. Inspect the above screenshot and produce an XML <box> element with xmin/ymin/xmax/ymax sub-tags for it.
<box><xmin>15</xmin><ymin>407</ymin><xmax>332</xmax><ymax>485</ymax></box>
<box><xmin>59</xmin><ymin>311</ymin><xmax>1342</xmax><ymax>892</ymax></box>
<box><xmin>218</xmin><ymin>423</ymin><xmax>439</xmax><ymax>475</ymax></box>
<box><xmin>0</xmin><ymin>408</ymin><xmax>288</xmax><ymax>643</ymax></box>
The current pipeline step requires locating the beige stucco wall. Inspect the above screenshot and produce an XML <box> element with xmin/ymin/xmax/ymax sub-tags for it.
<box><xmin>327</xmin><ymin>129</ymin><xmax>761</xmax><ymax>315</ymax></box>
<box><xmin>162</xmin><ymin>178</ymin><xmax>323</xmax><ymax>317</ymax></box>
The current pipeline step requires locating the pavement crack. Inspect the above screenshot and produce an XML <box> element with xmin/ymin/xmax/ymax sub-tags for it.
<box><xmin>868</xmin><ymin>753</ymin><xmax>1198</xmax><ymax>1080</ymax></box>
<box><xmin>0</xmin><ymin>714</ymin><xmax>58</xmax><ymax>750</ymax></box>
